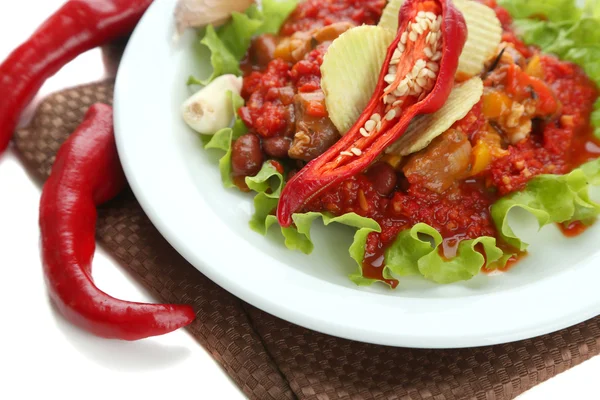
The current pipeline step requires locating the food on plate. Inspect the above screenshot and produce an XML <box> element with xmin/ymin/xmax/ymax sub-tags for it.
<box><xmin>182</xmin><ymin>0</ymin><xmax>600</xmax><ymax>288</ymax></box>
<box><xmin>41</xmin><ymin>104</ymin><xmax>196</xmax><ymax>340</ymax></box>
<box><xmin>0</xmin><ymin>0</ymin><xmax>153</xmax><ymax>156</ymax></box>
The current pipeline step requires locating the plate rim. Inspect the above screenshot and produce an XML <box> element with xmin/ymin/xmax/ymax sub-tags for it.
<box><xmin>113</xmin><ymin>0</ymin><xmax>600</xmax><ymax>348</ymax></box>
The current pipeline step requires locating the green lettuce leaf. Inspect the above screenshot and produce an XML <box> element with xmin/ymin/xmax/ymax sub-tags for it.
<box><xmin>385</xmin><ymin>223</ymin><xmax>509</xmax><ymax>284</ymax></box>
<box><xmin>245</xmin><ymin>162</ymin><xmax>382</xmax><ymax>281</ymax></box>
<box><xmin>491</xmin><ymin>159</ymin><xmax>600</xmax><ymax>251</ymax></box>
<box><xmin>256</xmin><ymin>0</ymin><xmax>299</xmax><ymax>35</ymax></box>
<box><xmin>498</xmin><ymin>0</ymin><xmax>582</xmax><ymax>22</ymax></box>
<box><xmin>587</xmin><ymin>0</ymin><xmax>600</xmax><ymax>18</ymax></box>
<box><xmin>190</xmin><ymin>0</ymin><xmax>297</xmax><ymax>85</ymax></box>
<box><xmin>203</xmin><ymin>91</ymin><xmax>247</xmax><ymax>188</ymax></box>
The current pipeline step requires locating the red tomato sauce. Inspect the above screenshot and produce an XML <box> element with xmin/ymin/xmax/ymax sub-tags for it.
<box><xmin>300</xmin><ymin>3</ymin><xmax>600</xmax><ymax>284</ymax></box>
<box><xmin>281</xmin><ymin>0</ymin><xmax>386</xmax><ymax>36</ymax></box>
<box><xmin>237</xmin><ymin>0</ymin><xmax>600</xmax><ymax>285</ymax></box>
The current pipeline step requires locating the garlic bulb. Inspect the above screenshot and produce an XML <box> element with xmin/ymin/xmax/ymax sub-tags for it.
<box><xmin>182</xmin><ymin>75</ymin><xmax>243</xmax><ymax>135</ymax></box>
<box><xmin>175</xmin><ymin>0</ymin><xmax>255</xmax><ymax>34</ymax></box>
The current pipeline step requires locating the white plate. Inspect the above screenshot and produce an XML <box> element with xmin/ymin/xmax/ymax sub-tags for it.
<box><xmin>114</xmin><ymin>0</ymin><xmax>600</xmax><ymax>348</ymax></box>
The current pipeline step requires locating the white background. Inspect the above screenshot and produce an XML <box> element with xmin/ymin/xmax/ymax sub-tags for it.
<box><xmin>0</xmin><ymin>1</ymin><xmax>598</xmax><ymax>399</ymax></box>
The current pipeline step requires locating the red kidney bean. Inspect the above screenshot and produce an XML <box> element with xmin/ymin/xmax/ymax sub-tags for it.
<box><xmin>232</xmin><ymin>134</ymin><xmax>264</xmax><ymax>177</ymax></box>
<box><xmin>366</xmin><ymin>162</ymin><xmax>398</xmax><ymax>196</ymax></box>
<box><xmin>249</xmin><ymin>34</ymin><xmax>278</xmax><ymax>67</ymax></box>
<box><xmin>263</xmin><ymin>136</ymin><xmax>291</xmax><ymax>158</ymax></box>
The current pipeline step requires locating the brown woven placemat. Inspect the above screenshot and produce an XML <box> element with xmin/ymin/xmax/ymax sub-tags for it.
<box><xmin>13</xmin><ymin>80</ymin><xmax>600</xmax><ymax>400</ymax></box>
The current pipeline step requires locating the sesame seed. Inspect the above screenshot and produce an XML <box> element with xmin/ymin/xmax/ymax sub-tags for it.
<box><xmin>401</xmin><ymin>32</ymin><xmax>408</xmax><ymax>44</ymax></box>
<box><xmin>426</xmin><ymin>11</ymin><xmax>437</xmax><ymax>20</ymax></box>
<box><xmin>432</xmin><ymin>51</ymin><xmax>442</xmax><ymax>61</ymax></box>
<box><xmin>418</xmin><ymin>92</ymin><xmax>427</xmax><ymax>101</ymax></box>
<box><xmin>395</xmin><ymin>82</ymin><xmax>409</xmax><ymax>96</ymax></box>
<box><xmin>377</xmin><ymin>121</ymin><xmax>382</xmax><ymax>131</ymax></box>
<box><xmin>389</xmin><ymin>65</ymin><xmax>397</xmax><ymax>75</ymax></box>
<box><xmin>360</xmin><ymin>128</ymin><xmax>370</xmax><ymax>137</ymax></box>
<box><xmin>371</xmin><ymin>113</ymin><xmax>381</xmax><ymax>122</ymax></box>
<box><xmin>351</xmin><ymin>148</ymin><xmax>362</xmax><ymax>156</ymax></box>
<box><xmin>413</xmin><ymin>23</ymin><xmax>423</xmax><ymax>35</ymax></box>
<box><xmin>409</xmin><ymin>31</ymin><xmax>418</xmax><ymax>42</ymax></box>
<box><xmin>340</xmin><ymin>151</ymin><xmax>354</xmax><ymax>157</ymax></box>
<box><xmin>429</xmin><ymin>32</ymin><xmax>438</xmax><ymax>46</ymax></box>
<box><xmin>365</xmin><ymin>120</ymin><xmax>376</xmax><ymax>131</ymax></box>
<box><xmin>390</xmin><ymin>58</ymin><xmax>400</xmax><ymax>65</ymax></box>
<box><xmin>393</xmin><ymin>49</ymin><xmax>403</xmax><ymax>59</ymax></box>
<box><xmin>424</xmin><ymin>47</ymin><xmax>433</xmax><ymax>58</ymax></box>
<box><xmin>416</xmin><ymin>77</ymin><xmax>428</xmax><ymax>88</ymax></box>
<box><xmin>397</xmin><ymin>43</ymin><xmax>406</xmax><ymax>53</ymax></box>
<box><xmin>383</xmin><ymin>94</ymin><xmax>394</xmax><ymax>104</ymax></box>
<box><xmin>419</xmin><ymin>20</ymin><xmax>429</xmax><ymax>31</ymax></box>
<box><xmin>385</xmin><ymin>109</ymin><xmax>397</xmax><ymax>121</ymax></box>
<box><xmin>393</xmin><ymin>99</ymin><xmax>404</xmax><ymax>107</ymax></box>
<box><xmin>419</xmin><ymin>68</ymin><xmax>430</xmax><ymax>78</ymax></box>
<box><xmin>384</xmin><ymin>74</ymin><xmax>396</xmax><ymax>84</ymax></box>
<box><xmin>427</xmin><ymin>62</ymin><xmax>439</xmax><ymax>72</ymax></box>
<box><xmin>412</xmin><ymin>63</ymin><xmax>423</xmax><ymax>77</ymax></box>
<box><xmin>425</xmin><ymin>69</ymin><xmax>437</xmax><ymax>79</ymax></box>
<box><xmin>418</xmin><ymin>11</ymin><xmax>426</xmax><ymax>18</ymax></box>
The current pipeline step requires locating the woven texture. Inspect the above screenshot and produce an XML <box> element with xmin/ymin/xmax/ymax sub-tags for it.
<box><xmin>13</xmin><ymin>81</ymin><xmax>600</xmax><ymax>400</ymax></box>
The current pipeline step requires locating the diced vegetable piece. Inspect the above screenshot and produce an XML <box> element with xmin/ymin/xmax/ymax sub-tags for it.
<box><xmin>320</xmin><ymin>25</ymin><xmax>395</xmax><ymax>134</ymax></box>
<box><xmin>274</xmin><ymin>22</ymin><xmax>355</xmax><ymax>63</ymax></box>
<box><xmin>471</xmin><ymin>124</ymin><xmax>507</xmax><ymax>175</ymax></box>
<box><xmin>386</xmin><ymin>77</ymin><xmax>483</xmax><ymax>156</ymax></box>
<box><xmin>482</xmin><ymin>90</ymin><xmax>513</xmax><ymax>119</ymax></box>
<box><xmin>182</xmin><ymin>74</ymin><xmax>243</xmax><ymax>134</ymax></box>
<box><xmin>525</xmin><ymin>54</ymin><xmax>544</xmax><ymax>79</ymax></box>
<box><xmin>379</xmin><ymin>0</ymin><xmax>503</xmax><ymax>78</ymax></box>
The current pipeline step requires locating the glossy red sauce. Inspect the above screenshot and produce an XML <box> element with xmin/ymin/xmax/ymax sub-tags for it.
<box><xmin>239</xmin><ymin>59</ymin><xmax>293</xmax><ymax>138</ymax></box>
<box><xmin>281</xmin><ymin>0</ymin><xmax>386</xmax><ymax>36</ymax></box>
<box><xmin>558</xmin><ymin>221</ymin><xmax>590</xmax><ymax>238</ymax></box>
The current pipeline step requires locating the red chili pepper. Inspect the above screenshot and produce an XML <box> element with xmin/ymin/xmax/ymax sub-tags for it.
<box><xmin>0</xmin><ymin>0</ymin><xmax>153</xmax><ymax>155</ymax></box>
<box><xmin>277</xmin><ymin>0</ymin><xmax>467</xmax><ymax>226</ymax></box>
<box><xmin>40</xmin><ymin>104</ymin><xmax>195</xmax><ymax>340</ymax></box>
<box><xmin>505</xmin><ymin>64</ymin><xmax>560</xmax><ymax>116</ymax></box>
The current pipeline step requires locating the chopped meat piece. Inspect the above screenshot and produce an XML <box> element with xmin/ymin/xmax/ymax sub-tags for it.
<box><xmin>288</xmin><ymin>91</ymin><xmax>340</xmax><ymax>161</ymax></box>
<box><xmin>403</xmin><ymin>129</ymin><xmax>473</xmax><ymax>193</ymax></box>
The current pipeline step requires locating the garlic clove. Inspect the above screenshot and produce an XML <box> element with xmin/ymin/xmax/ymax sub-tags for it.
<box><xmin>181</xmin><ymin>74</ymin><xmax>244</xmax><ymax>135</ymax></box>
<box><xmin>175</xmin><ymin>0</ymin><xmax>255</xmax><ymax>34</ymax></box>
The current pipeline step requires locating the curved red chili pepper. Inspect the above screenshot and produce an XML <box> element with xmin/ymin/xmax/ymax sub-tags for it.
<box><xmin>0</xmin><ymin>0</ymin><xmax>153</xmax><ymax>155</ymax></box>
<box><xmin>277</xmin><ymin>0</ymin><xmax>467</xmax><ymax>227</ymax></box>
<box><xmin>40</xmin><ymin>104</ymin><xmax>195</xmax><ymax>341</ymax></box>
